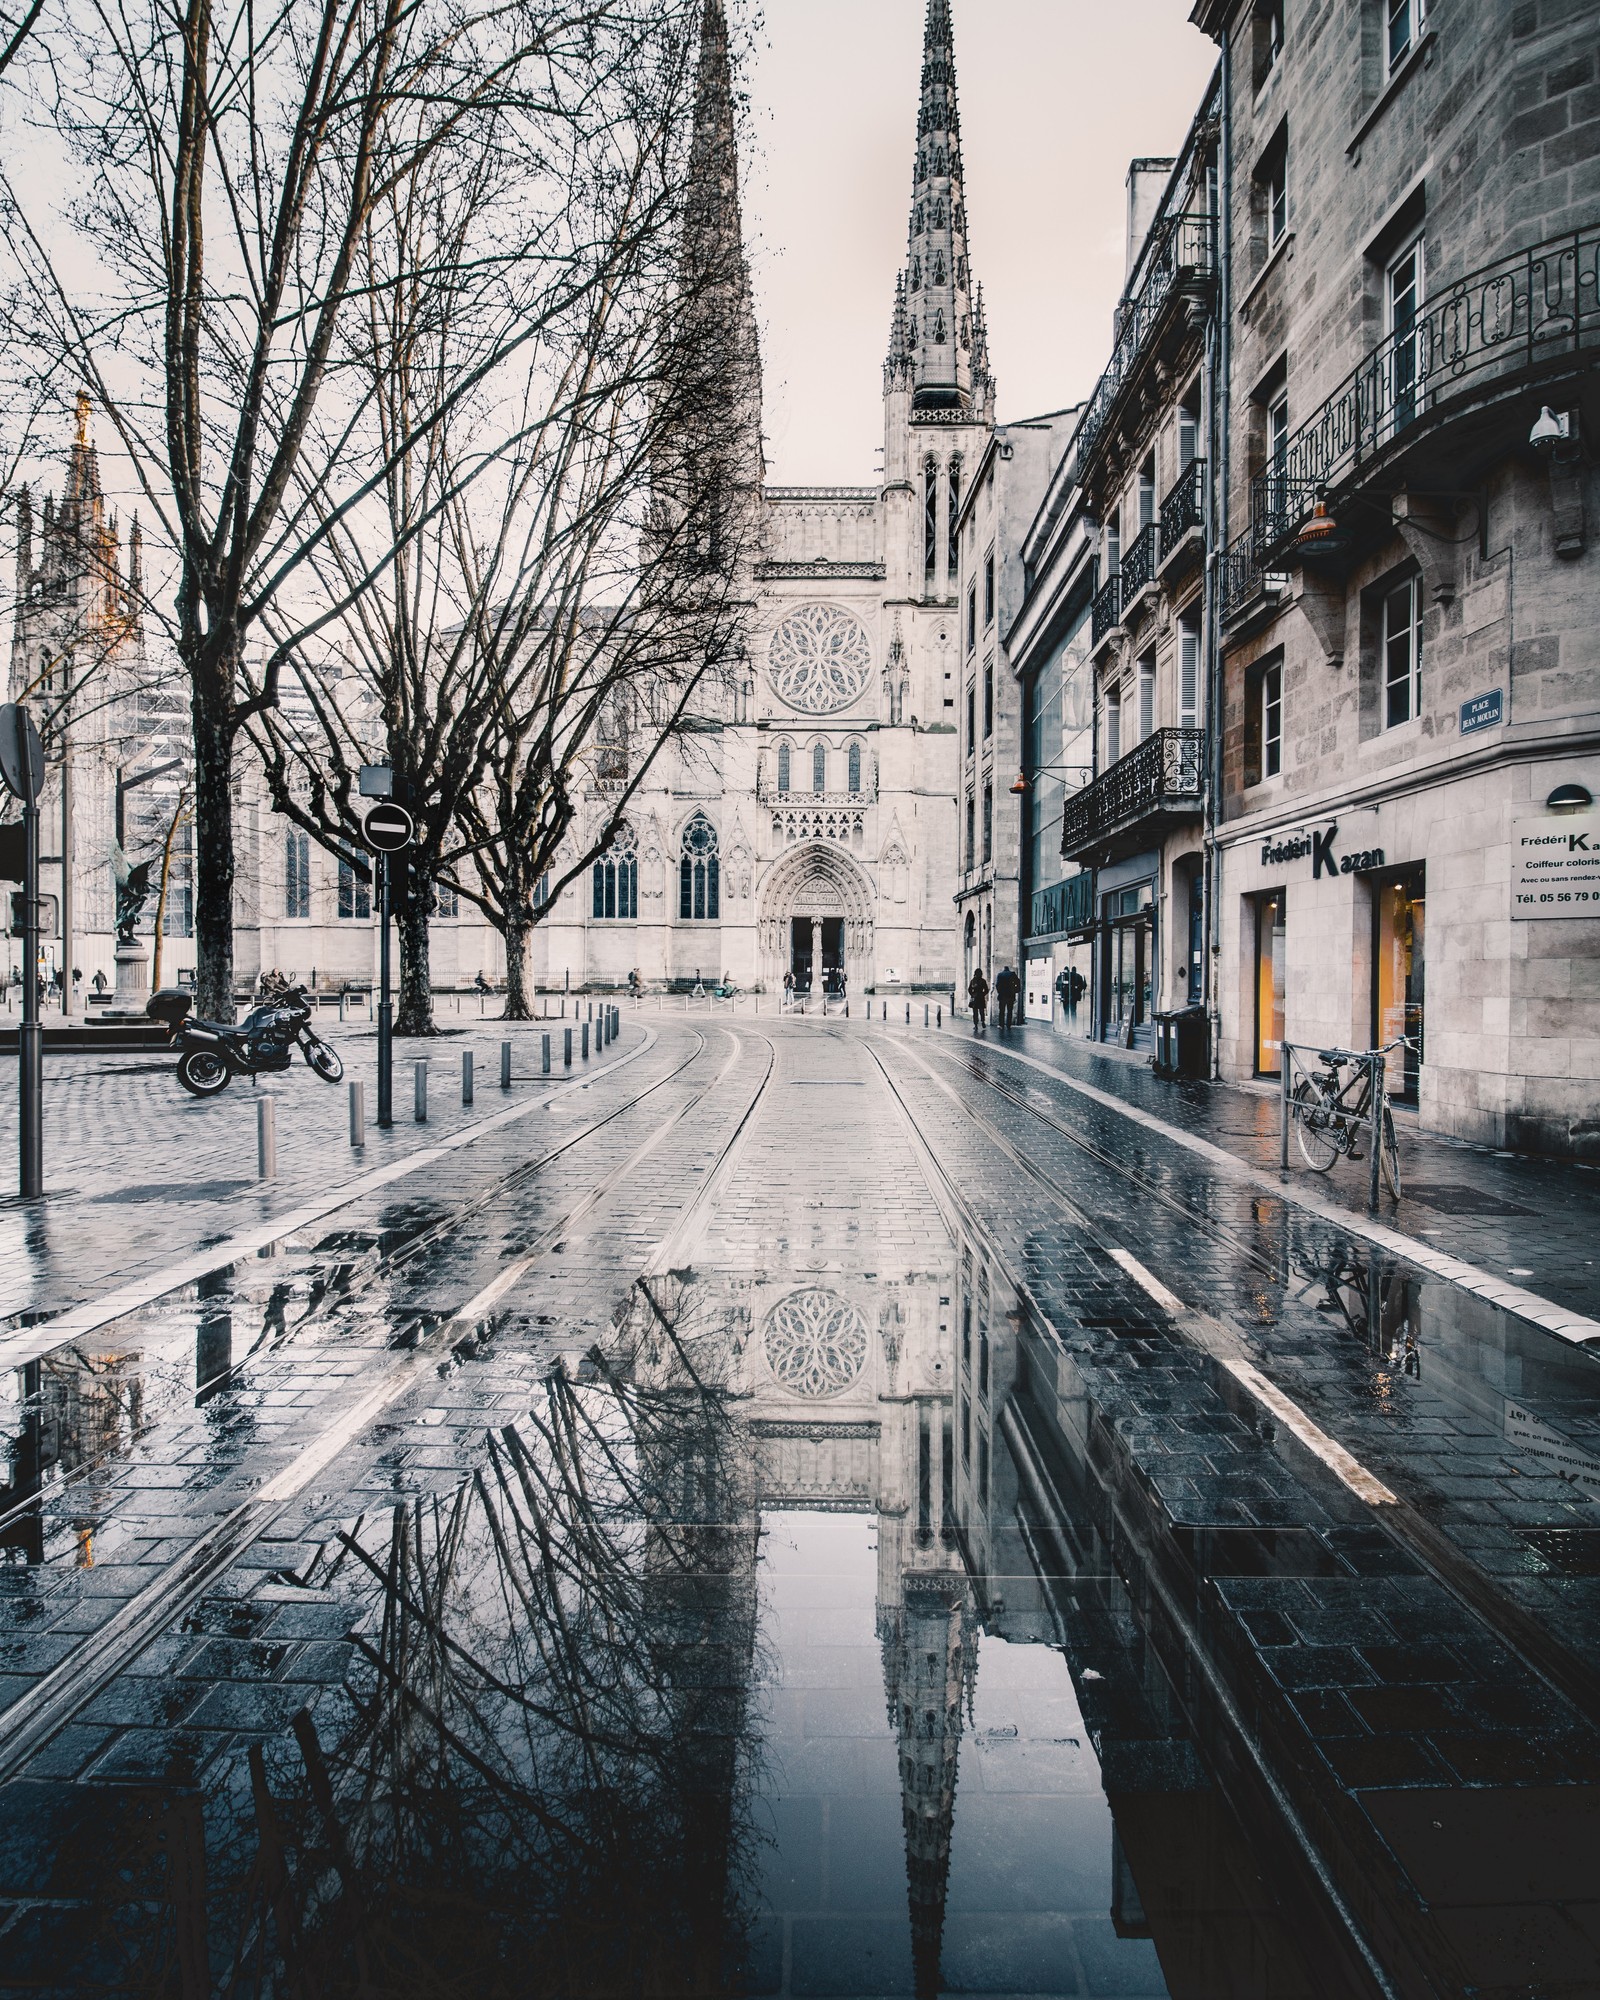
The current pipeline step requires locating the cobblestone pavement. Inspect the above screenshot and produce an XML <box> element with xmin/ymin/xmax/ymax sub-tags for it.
<box><xmin>0</xmin><ymin>1016</ymin><xmax>1597</xmax><ymax>1996</ymax></box>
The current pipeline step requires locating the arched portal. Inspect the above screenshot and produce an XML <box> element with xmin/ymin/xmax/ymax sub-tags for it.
<box><xmin>756</xmin><ymin>842</ymin><xmax>875</xmax><ymax>996</ymax></box>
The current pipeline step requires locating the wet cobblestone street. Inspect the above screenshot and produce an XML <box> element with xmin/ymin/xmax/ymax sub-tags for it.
<box><xmin>1</xmin><ymin>1011</ymin><xmax>1598</xmax><ymax>1997</ymax></box>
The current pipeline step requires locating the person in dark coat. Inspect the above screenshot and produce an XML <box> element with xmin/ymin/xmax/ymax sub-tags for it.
<box><xmin>995</xmin><ymin>965</ymin><xmax>1020</xmax><ymax>1030</ymax></box>
<box><xmin>967</xmin><ymin>967</ymin><xmax>989</xmax><ymax>1033</ymax></box>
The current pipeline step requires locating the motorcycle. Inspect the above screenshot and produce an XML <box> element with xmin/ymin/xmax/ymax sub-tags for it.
<box><xmin>147</xmin><ymin>974</ymin><xmax>346</xmax><ymax>1097</ymax></box>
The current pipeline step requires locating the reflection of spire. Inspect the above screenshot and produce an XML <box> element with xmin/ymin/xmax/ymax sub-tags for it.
<box><xmin>879</xmin><ymin>1570</ymin><xmax>975</xmax><ymax>2000</ymax></box>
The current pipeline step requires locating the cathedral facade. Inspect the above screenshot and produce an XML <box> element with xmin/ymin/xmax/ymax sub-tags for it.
<box><xmin>532</xmin><ymin>0</ymin><xmax>990</xmax><ymax>999</ymax></box>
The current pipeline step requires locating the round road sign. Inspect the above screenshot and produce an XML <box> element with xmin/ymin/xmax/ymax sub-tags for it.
<box><xmin>363</xmin><ymin>801</ymin><xmax>415</xmax><ymax>853</ymax></box>
<box><xmin>0</xmin><ymin>704</ymin><xmax>45</xmax><ymax>805</ymax></box>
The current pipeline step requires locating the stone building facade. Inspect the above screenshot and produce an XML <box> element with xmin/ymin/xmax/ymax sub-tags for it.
<box><xmin>1195</xmin><ymin>0</ymin><xmax>1600</xmax><ymax>1153</ymax></box>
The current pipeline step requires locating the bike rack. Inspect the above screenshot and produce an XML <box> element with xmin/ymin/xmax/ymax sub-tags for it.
<box><xmin>1280</xmin><ymin>1039</ymin><xmax>1388</xmax><ymax>1211</ymax></box>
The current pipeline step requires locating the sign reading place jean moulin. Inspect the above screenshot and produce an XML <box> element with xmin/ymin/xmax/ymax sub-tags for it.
<box><xmin>1512</xmin><ymin>816</ymin><xmax>1600</xmax><ymax>919</ymax></box>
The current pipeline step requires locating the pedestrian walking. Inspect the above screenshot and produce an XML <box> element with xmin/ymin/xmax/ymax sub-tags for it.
<box><xmin>995</xmin><ymin>965</ymin><xmax>1020</xmax><ymax>1030</ymax></box>
<box><xmin>967</xmin><ymin>966</ymin><xmax>989</xmax><ymax>1034</ymax></box>
<box><xmin>783</xmin><ymin>969</ymin><xmax>795</xmax><ymax>1012</ymax></box>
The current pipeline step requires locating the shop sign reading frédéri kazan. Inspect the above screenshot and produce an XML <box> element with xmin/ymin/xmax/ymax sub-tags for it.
<box><xmin>1257</xmin><ymin>822</ymin><xmax>1384</xmax><ymax>878</ymax></box>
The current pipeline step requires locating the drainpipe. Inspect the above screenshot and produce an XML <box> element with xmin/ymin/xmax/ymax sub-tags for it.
<box><xmin>1203</xmin><ymin>51</ymin><xmax>1232</xmax><ymax>1081</ymax></box>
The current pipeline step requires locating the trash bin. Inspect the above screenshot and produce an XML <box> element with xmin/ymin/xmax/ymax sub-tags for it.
<box><xmin>1153</xmin><ymin>1006</ymin><xmax>1209</xmax><ymax>1080</ymax></box>
<box><xmin>1152</xmin><ymin>1012</ymin><xmax>1179</xmax><ymax>1078</ymax></box>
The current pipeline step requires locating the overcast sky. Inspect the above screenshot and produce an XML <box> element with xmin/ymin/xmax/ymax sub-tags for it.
<box><xmin>742</xmin><ymin>0</ymin><xmax>1218</xmax><ymax>485</ymax></box>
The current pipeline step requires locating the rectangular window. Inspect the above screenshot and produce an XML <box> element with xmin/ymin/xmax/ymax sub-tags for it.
<box><xmin>983</xmin><ymin>552</ymin><xmax>995</xmax><ymax>626</ymax></box>
<box><xmin>1253</xmin><ymin>0</ymin><xmax>1284</xmax><ymax>89</ymax></box>
<box><xmin>1178</xmin><ymin>386</ymin><xmax>1200</xmax><ymax>473</ymax></box>
<box><xmin>982</xmin><ymin>784</ymin><xmax>993</xmax><ymax>865</ymax></box>
<box><xmin>965</xmin><ymin>792</ymin><xmax>976</xmax><ymax>870</ymax></box>
<box><xmin>1383</xmin><ymin>573</ymin><xmax>1422</xmax><ymax>726</ymax></box>
<box><xmin>1266</xmin><ymin>388</ymin><xmax>1289</xmax><ymax>522</ymax></box>
<box><xmin>983</xmin><ymin>660</ymin><xmax>994</xmax><ymax>738</ymax></box>
<box><xmin>1260</xmin><ymin>130</ymin><xmax>1289</xmax><ymax>251</ymax></box>
<box><xmin>1388</xmin><ymin>0</ymin><xmax>1425</xmax><ymax>73</ymax></box>
<box><xmin>1179</xmin><ymin>611</ymin><xmax>1201</xmax><ymax>729</ymax></box>
<box><xmin>966</xmin><ymin>684</ymin><xmax>976</xmax><ymax>756</ymax></box>
<box><xmin>1387</xmin><ymin>236</ymin><xmax>1424</xmax><ymax>433</ymax></box>
<box><xmin>337</xmin><ymin>852</ymin><xmax>370</xmax><ymax>920</ymax></box>
<box><xmin>1105</xmin><ymin>510</ymin><xmax>1120</xmax><ymax>579</ymax></box>
<box><xmin>1263</xmin><ymin>658</ymin><xmax>1283</xmax><ymax>776</ymax></box>
<box><xmin>1105</xmin><ymin>681</ymin><xmax>1122</xmax><ymax>767</ymax></box>
<box><xmin>967</xmin><ymin>584</ymin><xmax>977</xmax><ymax>654</ymax></box>
<box><xmin>285</xmin><ymin>830</ymin><xmax>310</xmax><ymax>919</ymax></box>
<box><xmin>1254</xmin><ymin>890</ymin><xmax>1287</xmax><ymax>1076</ymax></box>
<box><xmin>1137</xmin><ymin>454</ymin><xmax>1156</xmax><ymax>530</ymax></box>
<box><xmin>1137</xmin><ymin>653</ymin><xmax>1155</xmax><ymax>743</ymax></box>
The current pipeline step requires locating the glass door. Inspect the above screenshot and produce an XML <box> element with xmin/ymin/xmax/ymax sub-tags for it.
<box><xmin>1373</xmin><ymin>865</ymin><xmax>1425</xmax><ymax>1099</ymax></box>
<box><xmin>1255</xmin><ymin>890</ymin><xmax>1287</xmax><ymax>1075</ymax></box>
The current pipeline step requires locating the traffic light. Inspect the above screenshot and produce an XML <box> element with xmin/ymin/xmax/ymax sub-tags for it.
<box><xmin>0</xmin><ymin>822</ymin><xmax>22</xmax><ymax>884</ymax></box>
<box><xmin>10</xmin><ymin>892</ymin><xmax>58</xmax><ymax>938</ymax></box>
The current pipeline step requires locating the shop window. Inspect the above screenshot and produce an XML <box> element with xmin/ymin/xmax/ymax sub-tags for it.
<box><xmin>1373</xmin><ymin>864</ymin><xmax>1425</xmax><ymax>1100</ymax></box>
<box><xmin>1243</xmin><ymin>649</ymin><xmax>1284</xmax><ymax>785</ymax></box>
<box><xmin>336</xmin><ymin>851</ymin><xmax>370</xmax><ymax>920</ymax></box>
<box><xmin>593</xmin><ymin>822</ymin><xmax>638</xmax><ymax>921</ymax></box>
<box><xmin>1101</xmin><ymin>882</ymin><xmax>1153</xmax><ymax>1046</ymax></box>
<box><xmin>285</xmin><ymin>829</ymin><xmax>310</xmax><ymax>919</ymax></box>
<box><xmin>776</xmin><ymin>741</ymin><xmax>791</xmax><ymax>793</ymax></box>
<box><xmin>847</xmin><ymin>740</ymin><xmax>862</xmax><ymax>793</ymax></box>
<box><xmin>1254</xmin><ymin>889</ymin><xmax>1287</xmax><ymax>1075</ymax></box>
<box><xmin>1179</xmin><ymin>611</ymin><xmax>1201</xmax><ymax>729</ymax></box>
<box><xmin>679</xmin><ymin>815</ymin><xmax>719</xmax><ymax>921</ymax></box>
<box><xmin>1383</xmin><ymin>572</ymin><xmax>1422</xmax><ymax>727</ymax></box>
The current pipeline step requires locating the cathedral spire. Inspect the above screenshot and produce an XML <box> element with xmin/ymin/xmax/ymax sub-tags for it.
<box><xmin>897</xmin><ymin>0</ymin><xmax>984</xmax><ymax>414</ymax></box>
<box><xmin>885</xmin><ymin>271</ymin><xmax>914</xmax><ymax>390</ymax></box>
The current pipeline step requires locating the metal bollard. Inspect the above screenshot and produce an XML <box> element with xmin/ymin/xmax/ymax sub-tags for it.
<box><xmin>845</xmin><ymin>1000</ymin><xmax>849</xmax><ymax>1018</ymax></box>
<box><xmin>937</xmin><ymin>1005</ymin><xmax>942</xmax><ymax>1028</ymax></box>
<box><xmin>349</xmin><ymin>1080</ymin><xmax>365</xmax><ymax>1148</ymax></box>
<box><xmin>462</xmin><ymin>1052</ymin><xmax>474</xmax><ymax>1105</ymax></box>
<box><xmin>906</xmin><ymin>1002</ymin><xmax>911</xmax><ymax>1025</ymax></box>
<box><xmin>581</xmin><ymin>1022</ymin><xmax>590</xmax><ymax>1060</ymax></box>
<box><xmin>564</xmin><ymin>1027</ymin><xmax>573</xmax><ymax>1068</ymax></box>
<box><xmin>924</xmin><ymin>1002</ymin><xmax>929</xmax><ymax>1027</ymax></box>
<box><xmin>414</xmin><ymin>1061</ymin><xmax>428</xmax><ymax>1122</ymax></box>
<box><xmin>542</xmin><ymin>1032</ymin><xmax>551</xmax><ymax>1075</ymax></box>
<box><xmin>501</xmin><ymin>1039</ymin><xmax>512</xmax><ymax>1090</ymax></box>
<box><xmin>257</xmin><ymin>1097</ymin><xmax>277</xmax><ymax>1180</ymax></box>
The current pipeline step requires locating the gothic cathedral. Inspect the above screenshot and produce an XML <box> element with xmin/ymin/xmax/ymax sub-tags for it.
<box><xmin>537</xmin><ymin>0</ymin><xmax>993</xmax><ymax>998</ymax></box>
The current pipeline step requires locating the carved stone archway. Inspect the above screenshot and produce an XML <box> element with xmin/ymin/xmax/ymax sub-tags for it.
<box><xmin>756</xmin><ymin>841</ymin><xmax>875</xmax><ymax>994</ymax></box>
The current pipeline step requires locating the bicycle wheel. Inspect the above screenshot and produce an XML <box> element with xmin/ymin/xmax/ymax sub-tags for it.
<box><xmin>1380</xmin><ymin>1105</ymin><xmax>1402</xmax><ymax>1198</ymax></box>
<box><xmin>1293</xmin><ymin>1079</ymin><xmax>1340</xmax><ymax>1171</ymax></box>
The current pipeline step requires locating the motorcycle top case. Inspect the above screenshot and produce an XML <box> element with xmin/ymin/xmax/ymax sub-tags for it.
<box><xmin>147</xmin><ymin>989</ymin><xmax>194</xmax><ymax>1025</ymax></box>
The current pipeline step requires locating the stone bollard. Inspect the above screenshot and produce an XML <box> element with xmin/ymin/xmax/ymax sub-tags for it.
<box><xmin>349</xmin><ymin>1080</ymin><xmax>365</xmax><ymax>1148</ymax></box>
<box><xmin>542</xmin><ymin>1032</ymin><xmax>551</xmax><ymax>1075</ymax></box>
<box><xmin>564</xmin><ymin>1027</ymin><xmax>573</xmax><ymax>1068</ymax></box>
<box><xmin>257</xmin><ymin>1097</ymin><xmax>276</xmax><ymax>1180</ymax></box>
<box><xmin>581</xmin><ymin>1021</ymin><xmax>590</xmax><ymax>1059</ymax></box>
<box><xmin>414</xmin><ymin>1062</ymin><xmax>428</xmax><ymax>1122</ymax></box>
<box><xmin>462</xmin><ymin>1052</ymin><xmax>474</xmax><ymax>1105</ymax></box>
<box><xmin>501</xmin><ymin>1040</ymin><xmax>513</xmax><ymax>1090</ymax></box>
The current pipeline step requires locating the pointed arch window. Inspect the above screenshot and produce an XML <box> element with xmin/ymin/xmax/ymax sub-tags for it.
<box><xmin>776</xmin><ymin>741</ymin><xmax>791</xmax><ymax>793</ymax></box>
<box><xmin>932</xmin><ymin>310</ymin><xmax>947</xmax><ymax>345</ymax></box>
<box><xmin>847</xmin><ymin>741</ymin><xmax>862</xmax><ymax>794</ymax></box>
<box><xmin>924</xmin><ymin>458</ymin><xmax>938</xmax><ymax>579</ymax></box>
<box><xmin>592</xmin><ymin>821</ymin><xmax>638</xmax><ymax>921</ymax></box>
<box><xmin>947</xmin><ymin>455</ymin><xmax>962</xmax><ymax>582</ymax></box>
<box><xmin>285</xmin><ymin>830</ymin><xmax>310</xmax><ymax>919</ymax></box>
<box><xmin>812</xmin><ymin>742</ymin><xmax>827</xmax><ymax>793</ymax></box>
<box><xmin>910</xmin><ymin>258</ymin><xmax>922</xmax><ymax>292</ymax></box>
<box><xmin>679</xmin><ymin>815</ymin><xmax>720</xmax><ymax>921</ymax></box>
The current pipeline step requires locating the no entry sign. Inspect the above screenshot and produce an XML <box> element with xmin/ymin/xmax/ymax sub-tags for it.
<box><xmin>363</xmin><ymin>801</ymin><xmax>416</xmax><ymax>852</ymax></box>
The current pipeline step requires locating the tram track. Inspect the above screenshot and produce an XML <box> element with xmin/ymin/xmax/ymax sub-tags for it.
<box><xmin>0</xmin><ymin>1023</ymin><xmax>777</xmax><ymax>1786</ymax></box>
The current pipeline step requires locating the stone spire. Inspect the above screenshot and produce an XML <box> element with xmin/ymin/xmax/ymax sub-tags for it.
<box><xmin>885</xmin><ymin>270</ymin><xmax>914</xmax><ymax>391</ymax></box>
<box><xmin>898</xmin><ymin>0</ymin><xmax>987</xmax><ymax>415</ymax></box>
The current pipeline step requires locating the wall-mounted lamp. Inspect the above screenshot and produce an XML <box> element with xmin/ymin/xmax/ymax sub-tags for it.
<box><xmin>1546</xmin><ymin>782</ymin><xmax>1593</xmax><ymax>814</ymax></box>
<box><xmin>1529</xmin><ymin>406</ymin><xmax>1571</xmax><ymax>451</ymax></box>
<box><xmin>1294</xmin><ymin>487</ymin><xmax>1350</xmax><ymax>559</ymax></box>
<box><xmin>1531</xmin><ymin>407</ymin><xmax>1586</xmax><ymax>556</ymax></box>
<box><xmin>1010</xmin><ymin>762</ymin><xmax>1095</xmax><ymax>795</ymax></box>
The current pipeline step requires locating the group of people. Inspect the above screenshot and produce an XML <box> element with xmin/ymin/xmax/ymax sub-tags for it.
<box><xmin>966</xmin><ymin>963</ymin><xmax>1021</xmax><ymax>1034</ymax></box>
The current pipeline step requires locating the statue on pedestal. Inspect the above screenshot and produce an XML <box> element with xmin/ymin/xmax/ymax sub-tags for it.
<box><xmin>111</xmin><ymin>848</ymin><xmax>152</xmax><ymax>945</ymax></box>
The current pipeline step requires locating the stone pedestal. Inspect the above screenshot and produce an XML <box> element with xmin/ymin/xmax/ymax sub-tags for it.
<box><xmin>102</xmin><ymin>938</ymin><xmax>151</xmax><ymax>1019</ymax></box>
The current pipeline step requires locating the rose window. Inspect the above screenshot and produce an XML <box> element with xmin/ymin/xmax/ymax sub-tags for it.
<box><xmin>762</xmin><ymin>1288</ymin><xmax>870</xmax><ymax>1398</ymax></box>
<box><xmin>767</xmin><ymin>604</ymin><xmax>873</xmax><ymax>715</ymax></box>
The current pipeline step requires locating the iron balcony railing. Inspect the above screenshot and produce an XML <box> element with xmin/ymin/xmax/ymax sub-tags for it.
<box><xmin>1121</xmin><ymin>521</ymin><xmax>1159</xmax><ymax>601</ymax></box>
<box><xmin>1219</xmin><ymin>523</ymin><xmax>1291</xmax><ymax>623</ymax></box>
<box><xmin>1061</xmin><ymin>727</ymin><xmax>1206</xmax><ymax>859</ymax></box>
<box><xmin>1250</xmin><ymin>224</ymin><xmax>1600</xmax><ymax>552</ymax></box>
<box><xmin>1072</xmin><ymin>212</ymin><xmax>1216</xmax><ymax>479</ymax></box>
<box><xmin>1090</xmin><ymin>570</ymin><xmax>1122</xmax><ymax>644</ymax></box>
<box><xmin>1159</xmin><ymin>457</ymin><xmax>1205</xmax><ymax>552</ymax></box>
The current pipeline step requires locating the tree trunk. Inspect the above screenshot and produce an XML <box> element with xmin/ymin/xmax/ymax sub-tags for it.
<box><xmin>503</xmin><ymin>914</ymin><xmax>532</xmax><ymax>1020</ymax></box>
<box><xmin>395</xmin><ymin>870</ymin><xmax>434</xmax><ymax>1036</ymax></box>
<box><xmin>191</xmin><ymin>680</ymin><xmax>237</xmax><ymax>1022</ymax></box>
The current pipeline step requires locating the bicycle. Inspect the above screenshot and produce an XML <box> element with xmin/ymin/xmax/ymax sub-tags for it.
<box><xmin>1290</xmin><ymin>1038</ymin><xmax>1411</xmax><ymax>1197</ymax></box>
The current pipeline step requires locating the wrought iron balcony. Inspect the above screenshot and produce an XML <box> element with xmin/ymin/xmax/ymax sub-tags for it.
<box><xmin>1072</xmin><ymin>212</ymin><xmax>1216</xmax><ymax>480</ymax></box>
<box><xmin>1090</xmin><ymin>571</ymin><xmax>1122</xmax><ymax>645</ymax></box>
<box><xmin>1158</xmin><ymin>457</ymin><xmax>1205</xmax><ymax>560</ymax></box>
<box><xmin>1061</xmin><ymin>727</ymin><xmax>1205</xmax><ymax>862</ymax></box>
<box><xmin>1219</xmin><ymin>523</ymin><xmax>1290</xmax><ymax>624</ymax></box>
<box><xmin>1248</xmin><ymin>224</ymin><xmax>1600</xmax><ymax>554</ymax></box>
<box><xmin>1121</xmin><ymin>521</ymin><xmax>1159</xmax><ymax>604</ymax></box>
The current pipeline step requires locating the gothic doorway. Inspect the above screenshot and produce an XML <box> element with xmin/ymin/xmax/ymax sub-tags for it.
<box><xmin>791</xmin><ymin>916</ymin><xmax>844</xmax><ymax>994</ymax></box>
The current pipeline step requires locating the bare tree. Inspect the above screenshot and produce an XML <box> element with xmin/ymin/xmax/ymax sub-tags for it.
<box><xmin>2</xmin><ymin>0</ymin><xmax>693</xmax><ymax>1016</ymax></box>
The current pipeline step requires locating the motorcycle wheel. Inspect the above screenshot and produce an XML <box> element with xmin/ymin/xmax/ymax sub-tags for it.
<box><xmin>303</xmin><ymin>1038</ymin><xmax>344</xmax><ymax>1084</ymax></box>
<box><xmin>177</xmin><ymin>1049</ymin><xmax>231</xmax><ymax>1096</ymax></box>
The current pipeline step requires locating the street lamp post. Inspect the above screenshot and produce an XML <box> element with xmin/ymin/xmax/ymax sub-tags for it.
<box><xmin>2</xmin><ymin>704</ymin><xmax>47</xmax><ymax>1196</ymax></box>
